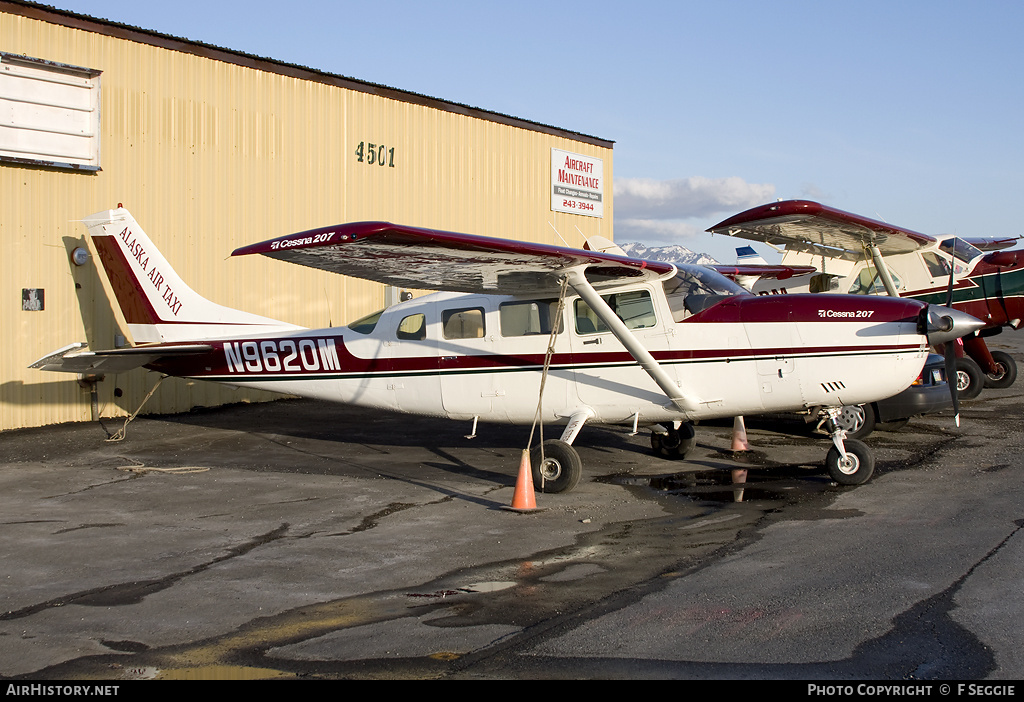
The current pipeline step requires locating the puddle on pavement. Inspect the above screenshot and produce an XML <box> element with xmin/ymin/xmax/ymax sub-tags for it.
<box><xmin>608</xmin><ymin>465</ymin><xmax>838</xmax><ymax>503</ymax></box>
<box><xmin>460</xmin><ymin>581</ymin><xmax>517</xmax><ymax>593</ymax></box>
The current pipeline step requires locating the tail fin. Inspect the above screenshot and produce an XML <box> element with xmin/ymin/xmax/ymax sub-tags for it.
<box><xmin>735</xmin><ymin>245</ymin><xmax>767</xmax><ymax>265</ymax></box>
<box><xmin>84</xmin><ymin>208</ymin><xmax>300</xmax><ymax>343</ymax></box>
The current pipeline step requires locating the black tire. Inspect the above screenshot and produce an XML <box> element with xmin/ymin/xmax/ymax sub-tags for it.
<box><xmin>650</xmin><ymin>422</ymin><xmax>696</xmax><ymax>459</ymax></box>
<box><xmin>825</xmin><ymin>439</ymin><xmax>875</xmax><ymax>485</ymax></box>
<box><xmin>832</xmin><ymin>404</ymin><xmax>876</xmax><ymax>440</ymax></box>
<box><xmin>983</xmin><ymin>351</ymin><xmax>1017</xmax><ymax>389</ymax></box>
<box><xmin>955</xmin><ymin>357</ymin><xmax>985</xmax><ymax>399</ymax></box>
<box><xmin>530</xmin><ymin>439</ymin><xmax>582</xmax><ymax>493</ymax></box>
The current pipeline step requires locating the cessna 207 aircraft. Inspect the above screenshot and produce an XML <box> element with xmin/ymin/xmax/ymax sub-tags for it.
<box><xmin>31</xmin><ymin>207</ymin><xmax>984</xmax><ymax>490</ymax></box>
<box><xmin>709</xmin><ymin>200</ymin><xmax>1023</xmax><ymax>399</ymax></box>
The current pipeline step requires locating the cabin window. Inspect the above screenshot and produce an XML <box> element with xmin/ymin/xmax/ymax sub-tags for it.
<box><xmin>499</xmin><ymin>300</ymin><xmax>563</xmax><ymax>337</ymax></box>
<box><xmin>347</xmin><ymin>308</ymin><xmax>384</xmax><ymax>335</ymax></box>
<box><xmin>922</xmin><ymin>252</ymin><xmax>952</xmax><ymax>278</ymax></box>
<box><xmin>848</xmin><ymin>266</ymin><xmax>902</xmax><ymax>295</ymax></box>
<box><xmin>397</xmin><ymin>313</ymin><xmax>426</xmax><ymax>340</ymax></box>
<box><xmin>442</xmin><ymin>307</ymin><xmax>485</xmax><ymax>339</ymax></box>
<box><xmin>575</xmin><ymin>290</ymin><xmax>656</xmax><ymax>335</ymax></box>
<box><xmin>809</xmin><ymin>274</ymin><xmax>839</xmax><ymax>293</ymax></box>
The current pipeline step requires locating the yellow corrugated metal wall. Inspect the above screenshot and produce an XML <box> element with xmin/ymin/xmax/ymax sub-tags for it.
<box><xmin>0</xmin><ymin>7</ymin><xmax>613</xmax><ymax>431</ymax></box>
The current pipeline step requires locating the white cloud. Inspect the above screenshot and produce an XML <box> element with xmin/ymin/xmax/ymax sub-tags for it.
<box><xmin>614</xmin><ymin>218</ymin><xmax>705</xmax><ymax>244</ymax></box>
<box><xmin>614</xmin><ymin>176</ymin><xmax>775</xmax><ymax>220</ymax></box>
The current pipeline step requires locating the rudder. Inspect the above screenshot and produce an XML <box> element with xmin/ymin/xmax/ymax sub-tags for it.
<box><xmin>84</xmin><ymin>207</ymin><xmax>299</xmax><ymax>343</ymax></box>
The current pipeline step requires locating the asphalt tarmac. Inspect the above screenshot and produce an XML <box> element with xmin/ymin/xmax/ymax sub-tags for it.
<box><xmin>2</xmin><ymin>336</ymin><xmax>1023</xmax><ymax>681</ymax></box>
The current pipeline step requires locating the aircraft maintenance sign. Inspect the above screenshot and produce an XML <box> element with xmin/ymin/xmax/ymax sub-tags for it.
<box><xmin>551</xmin><ymin>148</ymin><xmax>604</xmax><ymax>218</ymax></box>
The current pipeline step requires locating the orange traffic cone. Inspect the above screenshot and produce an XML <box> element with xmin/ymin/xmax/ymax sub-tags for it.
<box><xmin>505</xmin><ymin>449</ymin><xmax>540</xmax><ymax>512</ymax></box>
<box><xmin>731</xmin><ymin>416</ymin><xmax>751</xmax><ymax>452</ymax></box>
<box><xmin>731</xmin><ymin>468</ymin><xmax>748</xmax><ymax>502</ymax></box>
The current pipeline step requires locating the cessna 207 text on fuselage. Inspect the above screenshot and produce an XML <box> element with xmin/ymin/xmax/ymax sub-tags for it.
<box><xmin>31</xmin><ymin>208</ymin><xmax>983</xmax><ymax>490</ymax></box>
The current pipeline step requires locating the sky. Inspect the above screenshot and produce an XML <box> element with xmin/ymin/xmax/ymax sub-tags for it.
<box><xmin>47</xmin><ymin>0</ymin><xmax>1024</xmax><ymax>263</ymax></box>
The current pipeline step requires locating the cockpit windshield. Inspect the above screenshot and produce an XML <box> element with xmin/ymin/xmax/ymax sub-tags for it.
<box><xmin>663</xmin><ymin>264</ymin><xmax>750</xmax><ymax>321</ymax></box>
<box><xmin>347</xmin><ymin>308</ymin><xmax>385</xmax><ymax>335</ymax></box>
<box><xmin>939</xmin><ymin>238</ymin><xmax>983</xmax><ymax>264</ymax></box>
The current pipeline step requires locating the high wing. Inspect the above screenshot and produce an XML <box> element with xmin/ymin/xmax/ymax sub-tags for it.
<box><xmin>964</xmin><ymin>236</ymin><xmax>1021</xmax><ymax>252</ymax></box>
<box><xmin>231</xmin><ymin>222</ymin><xmax>675</xmax><ymax>294</ymax></box>
<box><xmin>29</xmin><ymin>342</ymin><xmax>214</xmax><ymax>374</ymax></box>
<box><xmin>708</xmin><ymin>200</ymin><xmax>936</xmax><ymax>260</ymax></box>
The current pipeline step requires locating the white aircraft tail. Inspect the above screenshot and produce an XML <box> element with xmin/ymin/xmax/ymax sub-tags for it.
<box><xmin>583</xmin><ymin>235</ymin><xmax>626</xmax><ymax>256</ymax></box>
<box><xmin>84</xmin><ymin>208</ymin><xmax>301</xmax><ymax>343</ymax></box>
<box><xmin>735</xmin><ymin>245</ymin><xmax>767</xmax><ymax>265</ymax></box>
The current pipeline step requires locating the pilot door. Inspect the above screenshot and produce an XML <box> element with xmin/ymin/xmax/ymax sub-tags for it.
<box><xmin>568</xmin><ymin>287</ymin><xmax>674</xmax><ymax>420</ymax></box>
<box><xmin>742</xmin><ymin>299</ymin><xmax>806</xmax><ymax>409</ymax></box>
<box><xmin>437</xmin><ymin>298</ymin><xmax>500</xmax><ymax>419</ymax></box>
<box><xmin>379</xmin><ymin>304</ymin><xmax>440</xmax><ymax>415</ymax></box>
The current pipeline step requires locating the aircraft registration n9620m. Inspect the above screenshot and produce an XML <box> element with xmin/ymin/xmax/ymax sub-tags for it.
<box><xmin>32</xmin><ymin>208</ymin><xmax>984</xmax><ymax>491</ymax></box>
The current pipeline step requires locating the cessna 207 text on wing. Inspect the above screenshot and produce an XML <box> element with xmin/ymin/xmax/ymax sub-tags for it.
<box><xmin>31</xmin><ymin>208</ymin><xmax>983</xmax><ymax>490</ymax></box>
<box><xmin>709</xmin><ymin>200</ymin><xmax>1023</xmax><ymax>400</ymax></box>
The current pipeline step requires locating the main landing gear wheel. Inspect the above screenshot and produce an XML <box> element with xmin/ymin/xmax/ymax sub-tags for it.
<box><xmin>832</xmin><ymin>404</ymin><xmax>876</xmax><ymax>440</ymax></box>
<box><xmin>650</xmin><ymin>422</ymin><xmax>696</xmax><ymax>459</ymax></box>
<box><xmin>530</xmin><ymin>439</ymin><xmax>582</xmax><ymax>494</ymax></box>
<box><xmin>983</xmin><ymin>351</ymin><xmax>1017</xmax><ymax>389</ymax></box>
<box><xmin>955</xmin><ymin>357</ymin><xmax>985</xmax><ymax>399</ymax></box>
<box><xmin>825</xmin><ymin>439</ymin><xmax>875</xmax><ymax>485</ymax></box>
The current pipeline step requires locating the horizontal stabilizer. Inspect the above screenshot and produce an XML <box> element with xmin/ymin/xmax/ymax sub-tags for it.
<box><xmin>30</xmin><ymin>342</ymin><xmax>213</xmax><ymax>374</ymax></box>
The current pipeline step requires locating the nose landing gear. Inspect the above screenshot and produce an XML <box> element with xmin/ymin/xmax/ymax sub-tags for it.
<box><xmin>821</xmin><ymin>407</ymin><xmax>875</xmax><ymax>485</ymax></box>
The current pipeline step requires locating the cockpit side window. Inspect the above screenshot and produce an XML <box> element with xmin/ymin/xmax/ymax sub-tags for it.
<box><xmin>575</xmin><ymin>290</ymin><xmax>656</xmax><ymax>335</ymax></box>
<box><xmin>848</xmin><ymin>266</ymin><xmax>902</xmax><ymax>295</ymax></box>
<box><xmin>939</xmin><ymin>238</ymin><xmax>983</xmax><ymax>264</ymax></box>
<box><xmin>922</xmin><ymin>252</ymin><xmax>952</xmax><ymax>278</ymax></box>
<box><xmin>397</xmin><ymin>313</ymin><xmax>426</xmax><ymax>340</ymax></box>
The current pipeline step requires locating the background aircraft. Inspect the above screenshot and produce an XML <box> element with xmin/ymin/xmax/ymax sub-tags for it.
<box><xmin>709</xmin><ymin>200</ymin><xmax>1022</xmax><ymax>399</ymax></box>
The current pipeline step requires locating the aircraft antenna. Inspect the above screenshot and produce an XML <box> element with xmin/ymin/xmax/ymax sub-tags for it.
<box><xmin>548</xmin><ymin>222</ymin><xmax>572</xmax><ymax>248</ymax></box>
<box><xmin>574</xmin><ymin>225</ymin><xmax>588</xmax><ymax>247</ymax></box>
<box><xmin>323</xmin><ymin>286</ymin><xmax>333</xmax><ymax>327</ymax></box>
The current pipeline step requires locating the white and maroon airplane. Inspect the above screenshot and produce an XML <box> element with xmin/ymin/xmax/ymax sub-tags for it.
<box><xmin>31</xmin><ymin>208</ymin><xmax>984</xmax><ymax>490</ymax></box>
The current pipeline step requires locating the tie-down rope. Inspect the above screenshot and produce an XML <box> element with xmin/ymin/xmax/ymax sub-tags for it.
<box><xmin>525</xmin><ymin>275</ymin><xmax>570</xmax><ymax>465</ymax></box>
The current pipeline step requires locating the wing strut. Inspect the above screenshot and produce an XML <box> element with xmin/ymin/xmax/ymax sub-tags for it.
<box><xmin>564</xmin><ymin>268</ymin><xmax>698</xmax><ymax>414</ymax></box>
<box><xmin>866</xmin><ymin>244</ymin><xmax>900</xmax><ymax>297</ymax></box>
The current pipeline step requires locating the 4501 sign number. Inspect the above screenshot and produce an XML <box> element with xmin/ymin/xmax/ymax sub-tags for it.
<box><xmin>355</xmin><ymin>142</ymin><xmax>396</xmax><ymax>168</ymax></box>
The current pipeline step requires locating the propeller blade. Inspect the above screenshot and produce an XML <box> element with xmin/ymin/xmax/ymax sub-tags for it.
<box><xmin>921</xmin><ymin>299</ymin><xmax>979</xmax><ymax>430</ymax></box>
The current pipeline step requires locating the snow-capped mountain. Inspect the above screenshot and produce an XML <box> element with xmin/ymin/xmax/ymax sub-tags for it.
<box><xmin>618</xmin><ymin>242</ymin><xmax>719</xmax><ymax>266</ymax></box>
